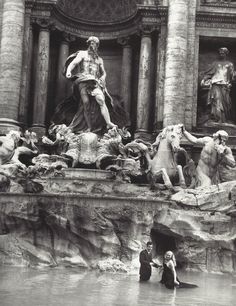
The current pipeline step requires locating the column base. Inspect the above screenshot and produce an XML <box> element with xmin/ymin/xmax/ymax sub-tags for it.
<box><xmin>0</xmin><ymin>118</ymin><xmax>21</xmax><ymax>135</ymax></box>
<box><xmin>30</xmin><ymin>124</ymin><xmax>46</xmax><ymax>138</ymax></box>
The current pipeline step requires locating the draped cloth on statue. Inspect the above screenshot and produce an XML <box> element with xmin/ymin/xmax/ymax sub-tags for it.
<box><xmin>51</xmin><ymin>94</ymin><xmax>128</xmax><ymax>134</ymax></box>
<box><xmin>51</xmin><ymin>52</ymin><xmax>129</xmax><ymax>134</ymax></box>
<box><xmin>201</xmin><ymin>61</ymin><xmax>235</xmax><ymax>123</ymax></box>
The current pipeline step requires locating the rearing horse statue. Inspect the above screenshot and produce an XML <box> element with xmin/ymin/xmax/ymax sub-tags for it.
<box><xmin>146</xmin><ymin>124</ymin><xmax>186</xmax><ymax>189</ymax></box>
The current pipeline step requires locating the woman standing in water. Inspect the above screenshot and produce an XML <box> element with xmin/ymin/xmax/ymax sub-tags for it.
<box><xmin>160</xmin><ymin>251</ymin><xmax>198</xmax><ymax>289</ymax></box>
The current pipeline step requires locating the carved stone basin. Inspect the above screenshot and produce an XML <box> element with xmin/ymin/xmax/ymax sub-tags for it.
<box><xmin>63</xmin><ymin>168</ymin><xmax>115</xmax><ymax>180</ymax></box>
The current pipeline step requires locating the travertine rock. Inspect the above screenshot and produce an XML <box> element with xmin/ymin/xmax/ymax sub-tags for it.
<box><xmin>0</xmin><ymin>181</ymin><xmax>236</xmax><ymax>273</ymax></box>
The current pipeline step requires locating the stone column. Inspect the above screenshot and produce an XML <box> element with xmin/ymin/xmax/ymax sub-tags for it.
<box><xmin>192</xmin><ymin>34</ymin><xmax>199</xmax><ymax>128</ymax></box>
<box><xmin>55</xmin><ymin>33</ymin><xmax>75</xmax><ymax>106</ymax></box>
<box><xmin>0</xmin><ymin>0</ymin><xmax>25</xmax><ymax>133</ymax></box>
<box><xmin>19</xmin><ymin>6</ymin><xmax>34</xmax><ymax>126</ymax></box>
<box><xmin>135</xmin><ymin>28</ymin><xmax>152</xmax><ymax>138</ymax></box>
<box><xmin>185</xmin><ymin>0</ymin><xmax>198</xmax><ymax>130</ymax></box>
<box><xmin>32</xmin><ymin>19</ymin><xmax>51</xmax><ymax>137</ymax></box>
<box><xmin>118</xmin><ymin>37</ymin><xmax>132</xmax><ymax>124</ymax></box>
<box><xmin>154</xmin><ymin>24</ymin><xmax>167</xmax><ymax>131</ymax></box>
<box><xmin>163</xmin><ymin>0</ymin><xmax>189</xmax><ymax>127</ymax></box>
<box><xmin>0</xmin><ymin>0</ymin><xmax>4</xmax><ymax>49</ymax></box>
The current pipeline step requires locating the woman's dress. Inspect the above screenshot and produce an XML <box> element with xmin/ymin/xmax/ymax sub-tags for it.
<box><xmin>160</xmin><ymin>263</ymin><xmax>197</xmax><ymax>289</ymax></box>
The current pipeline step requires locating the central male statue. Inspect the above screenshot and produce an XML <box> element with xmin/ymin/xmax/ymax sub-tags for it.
<box><xmin>65</xmin><ymin>36</ymin><xmax>117</xmax><ymax>132</ymax></box>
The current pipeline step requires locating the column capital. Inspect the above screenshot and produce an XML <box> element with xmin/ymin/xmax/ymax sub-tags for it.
<box><xmin>117</xmin><ymin>36</ymin><xmax>132</xmax><ymax>47</ymax></box>
<box><xmin>33</xmin><ymin>18</ymin><xmax>55</xmax><ymax>31</ymax></box>
<box><xmin>62</xmin><ymin>32</ymin><xmax>76</xmax><ymax>43</ymax></box>
<box><xmin>139</xmin><ymin>24</ymin><xmax>157</xmax><ymax>36</ymax></box>
<box><xmin>25</xmin><ymin>0</ymin><xmax>35</xmax><ymax>10</ymax></box>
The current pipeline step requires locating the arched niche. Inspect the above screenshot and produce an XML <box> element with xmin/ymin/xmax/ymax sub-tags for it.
<box><xmin>56</xmin><ymin>0</ymin><xmax>137</xmax><ymax>24</ymax></box>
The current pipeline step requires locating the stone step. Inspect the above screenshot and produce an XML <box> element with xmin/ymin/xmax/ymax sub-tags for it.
<box><xmin>62</xmin><ymin>168</ymin><xmax>115</xmax><ymax>180</ymax></box>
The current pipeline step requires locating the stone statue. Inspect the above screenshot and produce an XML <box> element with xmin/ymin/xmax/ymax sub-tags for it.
<box><xmin>200</xmin><ymin>47</ymin><xmax>236</xmax><ymax>124</ymax></box>
<box><xmin>64</xmin><ymin>36</ymin><xmax>117</xmax><ymax>133</ymax></box>
<box><xmin>42</xmin><ymin>124</ymin><xmax>100</xmax><ymax>168</ymax></box>
<box><xmin>0</xmin><ymin>130</ymin><xmax>38</xmax><ymax>169</ymax></box>
<box><xmin>96</xmin><ymin>127</ymin><xmax>131</xmax><ymax>169</ymax></box>
<box><xmin>0</xmin><ymin>130</ymin><xmax>22</xmax><ymax>165</ymax></box>
<box><xmin>137</xmin><ymin>125</ymin><xmax>187</xmax><ymax>190</ymax></box>
<box><xmin>182</xmin><ymin>126</ymin><xmax>236</xmax><ymax>187</ymax></box>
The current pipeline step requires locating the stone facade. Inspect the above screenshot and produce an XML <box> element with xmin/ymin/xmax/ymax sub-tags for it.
<box><xmin>1</xmin><ymin>0</ymin><xmax>236</xmax><ymax>272</ymax></box>
<box><xmin>1</xmin><ymin>0</ymin><xmax>236</xmax><ymax>138</ymax></box>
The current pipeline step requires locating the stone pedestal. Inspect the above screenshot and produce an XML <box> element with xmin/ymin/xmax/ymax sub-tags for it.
<box><xmin>32</xmin><ymin>23</ymin><xmax>50</xmax><ymax>136</ymax></box>
<box><xmin>0</xmin><ymin>0</ymin><xmax>25</xmax><ymax>132</ymax></box>
<box><xmin>136</xmin><ymin>32</ymin><xmax>152</xmax><ymax>137</ymax></box>
<box><xmin>163</xmin><ymin>0</ymin><xmax>189</xmax><ymax>127</ymax></box>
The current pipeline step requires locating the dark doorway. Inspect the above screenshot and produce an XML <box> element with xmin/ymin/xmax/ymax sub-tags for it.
<box><xmin>151</xmin><ymin>229</ymin><xmax>177</xmax><ymax>257</ymax></box>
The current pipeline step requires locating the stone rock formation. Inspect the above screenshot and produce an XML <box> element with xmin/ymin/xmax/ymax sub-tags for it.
<box><xmin>0</xmin><ymin>179</ymin><xmax>236</xmax><ymax>273</ymax></box>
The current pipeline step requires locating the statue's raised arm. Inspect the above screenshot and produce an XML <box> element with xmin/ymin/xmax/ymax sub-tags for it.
<box><xmin>183</xmin><ymin>127</ymin><xmax>235</xmax><ymax>187</ymax></box>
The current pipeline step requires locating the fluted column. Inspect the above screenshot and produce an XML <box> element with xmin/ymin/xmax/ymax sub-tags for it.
<box><xmin>0</xmin><ymin>0</ymin><xmax>25</xmax><ymax>133</ymax></box>
<box><xmin>0</xmin><ymin>0</ymin><xmax>3</xmax><ymax>50</ymax></box>
<box><xmin>118</xmin><ymin>37</ymin><xmax>132</xmax><ymax>125</ymax></box>
<box><xmin>135</xmin><ymin>28</ymin><xmax>152</xmax><ymax>138</ymax></box>
<box><xmin>32</xmin><ymin>20</ymin><xmax>51</xmax><ymax>137</ymax></box>
<box><xmin>19</xmin><ymin>6</ymin><xmax>34</xmax><ymax>126</ymax></box>
<box><xmin>163</xmin><ymin>0</ymin><xmax>189</xmax><ymax>127</ymax></box>
<box><xmin>155</xmin><ymin>24</ymin><xmax>167</xmax><ymax>130</ymax></box>
<box><xmin>185</xmin><ymin>0</ymin><xmax>198</xmax><ymax>130</ymax></box>
<box><xmin>55</xmin><ymin>33</ymin><xmax>75</xmax><ymax>106</ymax></box>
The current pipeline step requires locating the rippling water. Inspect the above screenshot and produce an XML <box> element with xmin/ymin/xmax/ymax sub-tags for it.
<box><xmin>0</xmin><ymin>266</ymin><xmax>236</xmax><ymax>306</ymax></box>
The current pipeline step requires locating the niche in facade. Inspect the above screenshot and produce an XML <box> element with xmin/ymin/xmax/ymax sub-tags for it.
<box><xmin>197</xmin><ymin>38</ymin><xmax>236</xmax><ymax>128</ymax></box>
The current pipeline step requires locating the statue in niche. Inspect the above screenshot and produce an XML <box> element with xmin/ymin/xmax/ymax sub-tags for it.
<box><xmin>182</xmin><ymin>126</ymin><xmax>236</xmax><ymax>187</ymax></box>
<box><xmin>200</xmin><ymin>47</ymin><xmax>236</xmax><ymax>125</ymax></box>
<box><xmin>52</xmin><ymin>36</ymin><xmax>128</xmax><ymax>134</ymax></box>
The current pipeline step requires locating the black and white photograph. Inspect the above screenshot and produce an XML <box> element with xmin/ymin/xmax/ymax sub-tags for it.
<box><xmin>0</xmin><ymin>0</ymin><xmax>236</xmax><ymax>305</ymax></box>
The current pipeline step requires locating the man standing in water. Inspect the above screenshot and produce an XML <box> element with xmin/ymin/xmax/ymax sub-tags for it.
<box><xmin>139</xmin><ymin>241</ymin><xmax>160</xmax><ymax>281</ymax></box>
<box><xmin>65</xmin><ymin>36</ymin><xmax>117</xmax><ymax>131</ymax></box>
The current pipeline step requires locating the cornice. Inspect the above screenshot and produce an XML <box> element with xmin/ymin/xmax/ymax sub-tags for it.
<box><xmin>196</xmin><ymin>11</ymin><xmax>236</xmax><ymax>28</ymax></box>
<box><xmin>156</xmin><ymin>6</ymin><xmax>168</xmax><ymax>23</ymax></box>
<box><xmin>200</xmin><ymin>2</ymin><xmax>236</xmax><ymax>9</ymax></box>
